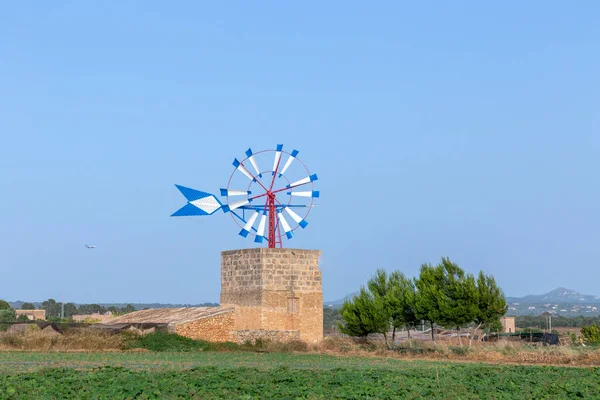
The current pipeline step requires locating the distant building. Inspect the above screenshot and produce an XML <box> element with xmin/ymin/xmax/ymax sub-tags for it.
<box><xmin>500</xmin><ymin>316</ymin><xmax>515</xmax><ymax>333</ymax></box>
<box><xmin>72</xmin><ymin>311</ymin><xmax>114</xmax><ymax>323</ymax></box>
<box><xmin>15</xmin><ymin>309</ymin><xmax>46</xmax><ymax>320</ymax></box>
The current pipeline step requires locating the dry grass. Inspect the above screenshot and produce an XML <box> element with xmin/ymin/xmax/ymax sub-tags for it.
<box><xmin>317</xmin><ymin>337</ymin><xmax>600</xmax><ymax>366</ymax></box>
<box><xmin>0</xmin><ymin>328</ymin><xmax>124</xmax><ymax>351</ymax></box>
<box><xmin>1</xmin><ymin>328</ymin><xmax>598</xmax><ymax>366</ymax></box>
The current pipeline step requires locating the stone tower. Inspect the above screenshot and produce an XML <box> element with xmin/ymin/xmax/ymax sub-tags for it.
<box><xmin>220</xmin><ymin>248</ymin><xmax>323</xmax><ymax>343</ymax></box>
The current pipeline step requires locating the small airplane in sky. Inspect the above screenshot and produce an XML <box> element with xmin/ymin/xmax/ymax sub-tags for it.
<box><xmin>85</xmin><ymin>244</ymin><xmax>96</xmax><ymax>249</ymax></box>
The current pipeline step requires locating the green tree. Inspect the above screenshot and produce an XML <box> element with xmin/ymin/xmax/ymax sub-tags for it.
<box><xmin>21</xmin><ymin>302</ymin><xmax>35</xmax><ymax>310</ymax></box>
<box><xmin>437</xmin><ymin>258</ymin><xmax>479</xmax><ymax>346</ymax></box>
<box><xmin>0</xmin><ymin>300</ymin><xmax>12</xmax><ymax>311</ymax></box>
<box><xmin>473</xmin><ymin>271</ymin><xmax>507</xmax><ymax>340</ymax></box>
<box><xmin>0</xmin><ymin>309</ymin><xmax>16</xmax><ymax>323</ymax></box>
<box><xmin>120</xmin><ymin>304</ymin><xmax>136</xmax><ymax>314</ymax></box>
<box><xmin>387</xmin><ymin>271</ymin><xmax>418</xmax><ymax>340</ymax></box>
<box><xmin>63</xmin><ymin>303</ymin><xmax>77</xmax><ymax>319</ymax></box>
<box><xmin>77</xmin><ymin>304</ymin><xmax>107</xmax><ymax>315</ymax></box>
<box><xmin>581</xmin><ymin>324</ymin><xmax>600</xmax><ymax>344</ymax></box>
<box><xmin>16</xmin><ymin>314</ymin><xmax>30</xmax><ymax>322</ymax></box>
<box><xmin>42</xmin><ymin>299</ymin><xmax>61</xmax><ymax>318</ymax></box>
<box><xmin>338</xmin><ymin>287</ymin><xmax>391</xmax><ymax>345</ymax></box>
<box><xmin>414</xmin><ymin>263</ymin><xmax>444</xmax><ymax>341</ymax></box>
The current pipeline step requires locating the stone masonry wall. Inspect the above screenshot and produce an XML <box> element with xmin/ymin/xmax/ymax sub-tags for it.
<box><xmin>221</xmin><ymin>248</ymin><xmax>323</xmax><ymax>343</ymax></box>
<box><xmin>175</xmin><ymin>310</ymin><xmax>235</xmax><ymax>342</ymax></box>
<box><xmin>232</xmin><ymin>329</ymin><xmax>300</xmax><ymax>344</ymax></box>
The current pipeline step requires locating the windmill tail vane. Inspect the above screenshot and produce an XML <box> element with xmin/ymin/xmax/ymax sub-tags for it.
<box><xmin>171</xmin><ymin>144</ymin><xmax>319</xmax><ymax>248</ymax></box>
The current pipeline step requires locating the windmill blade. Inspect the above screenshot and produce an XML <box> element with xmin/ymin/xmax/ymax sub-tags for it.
<box><xmin>287</xmin><ymin>190</ymin><xmax>320</xmax><ymax>198</ymax></box>
<box><xmin>239</xmin><ymin>211</ymin><xmax>259</xmax><ymax>238</ymax></box>
<box><xmin>254</xmin><ymin>212</ymin><xmax>267</xmax><ymax>243</ymax></box>
<box><xmin>232</xmin><ymin>158</ymin><xmax>255</xmax><ymax>181</ymax></box>
<box><xmin>272</xmin><ymin>144</ymin><xmax>283</xmax><ymax>175</ymax></box>
<box><xmin>278</xmin><ymin>149</ymin><xmax>299</xmax><ymax>177</ymax></box>
<box><xmin>277</xmin><ymin>211</ymin><xmax>294</xmax><ymax>239</ymax></box>
<box><xmin>220</xmin><ymin>189</ymin><xmax>251</xmax><ymax>197</ymax></box>
<box><xmin>245</xmin><ymin>148</ymin><xmax>263</xmax><ymax>178</ymax></box>
<box><xmin>284</xmin><ymin>206</ymin><xmax>308</xmax><ymax>228</ymax></box>
<box><xmin>286</xmin><ymin>174</ymin><xmax>318</xmax><ymax>188</ymax></box>
<box><xmin>222</xmin><ymin>199</ymin><xmax>250</xmax><ymax>213</ymax></box>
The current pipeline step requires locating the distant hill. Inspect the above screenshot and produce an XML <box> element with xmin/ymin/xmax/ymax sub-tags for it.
<box><xmin>506</xmin><ymin>287</ymin><xmax>600</xmax><ymax>304</ymax></box>
<box><xmin>7</xmin><ymin>301</ymin><xmax>219</xmax><ymax>310</ymax></box>
<box><xmin>325</xmin><ymin>287</ymin><xmax>600</xmax><ymax>317</ymax></box>
<box><xmin>324</xmin><ymin>292</ymin><xmax>359</xmax><ymax>307</ymax></box>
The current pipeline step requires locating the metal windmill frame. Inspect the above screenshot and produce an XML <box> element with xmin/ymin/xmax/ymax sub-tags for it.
<box><xmin>172</xmin><ymin>144</ymin><xmax>319</xmax><ymax>248</ymax></box>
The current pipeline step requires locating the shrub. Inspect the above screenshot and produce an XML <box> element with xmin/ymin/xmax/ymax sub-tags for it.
<box><xmin>125</xmin><ymin>331</ymin><xmax>218</xmax><ymax>352</ymax></box>
<box><xmin>581</xmin><ymin>324</ymin><xmax>600</xmax><ymax>344</ymax></box>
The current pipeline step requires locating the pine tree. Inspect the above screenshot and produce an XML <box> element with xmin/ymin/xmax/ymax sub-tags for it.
<box><xmin>474</xmin><ymin>271</ymin><xmax>508</xmax><ymax>339</ymax></box>
<box><xmin>387</xmin><ymin>271</ymin><xmax>418</xmax><ymax>340</ymax></box>
<box><xmin>414</xmin><ymin>264</ymin><xmax>444</xmax><ymax>341</ymax></box>
<box><xmin>436</xmin><ymin>258</ymin><xmax>479</xmax><ymax>345</ymax></box>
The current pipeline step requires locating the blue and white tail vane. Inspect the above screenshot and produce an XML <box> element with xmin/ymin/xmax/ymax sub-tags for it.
<box><xmin>171</xmin><ymin>185</ymin><xmax>223</xmax><ymax>216</ymax></box>
<box><xmin>172</xmin><ymin>144</ymin><xmax>318</xmax><ymax>247</ymax></box>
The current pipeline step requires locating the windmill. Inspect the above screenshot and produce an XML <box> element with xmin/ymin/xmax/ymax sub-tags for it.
<box><xmin>172</xmin><ymin>144</ymin><xmax>319</xmax><ymax>248</ymax></box>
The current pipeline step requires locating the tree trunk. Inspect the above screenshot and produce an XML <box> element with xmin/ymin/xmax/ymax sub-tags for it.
<box><xmin>406</xmin><ymin>324</ymin><xmax>411</xmax><ymax>339</ymax></box>
<box><xmin>469</xmin><ymin>322</ymin><xmax>483</xmax><ymax>347</ymax></box>
<box><xmin>392</xmin><ymin>326</ymin><xmax>396</xmax><ymax>344</ymax></box>
<box><xmin>430</xmin><ymin>321</ymin><xmax>435</xmax><ymax>342</ymax></box>
<box><xmin>383</xmin><ymin>332</ymin><xmax>390</xmax><ymax>350</ymax></box>
<box><xmin>457</xmin><ymin>327</ymin><xmax>462</xmax><ymax>346</ymax></box>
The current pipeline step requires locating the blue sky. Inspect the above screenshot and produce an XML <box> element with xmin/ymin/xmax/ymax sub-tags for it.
<box><xmin>1</xmin><ymin>2</ymin><xmax>598</xmax><ymax>304</ymax></box>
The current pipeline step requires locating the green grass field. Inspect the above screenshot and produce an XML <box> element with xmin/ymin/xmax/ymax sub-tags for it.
<box><xmin>0</xmin><ymin>352</ymin><xmax>598</xmax><ymax>399</ymax></box>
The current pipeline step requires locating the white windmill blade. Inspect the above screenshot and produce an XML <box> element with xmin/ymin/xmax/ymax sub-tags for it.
<box><xmin>245</xmin><ymin>148</ymin><xmax>263</xmax><ymax>178</ymax></box>
<box><xmin>278</xmin><ymin>149</ymin><xmax>298</xmax><ymax>177</ymax></box>
<box><xmin>277</xmin><ymin>211</ymin><xmax>293</xmax><ymax>239</ymax></box>
<box><xmin>239</xmin><ymin>211</ymin><xmax>259</xmax><ymax>238</ymax></box>
<box><xmin>272</xmin><ymin>144</ymin><xmax>283</xmax><ymax>175</ymax></box>
<box><xmin>222</xmin><ymin>199</ymin><xmax>250</xmax><ymax>213</ymax></box>
<box><xmin>286</xmin><ymin>174</ymin><xmax>318</xmax><ymax>188</ymax></box>
<box><xmin>287</xmin><ymin>190</ymin><xmax>320</xmax><ymax>198</ymax></box>
<box><xmin>254</xmin><ymin>212</ymin><xmax>267</xmax><ymax>243</ymax></box>
<box><xmin>232</xmin><ymin>158</ymin><xmax>255</xmax><ymax>181</ymax></box>
<box><xmin>284</xmin><ymin>206</ymin><xmax>308</xmax><ymax>228</ymax></box>
<box><xmin>220</xmin><ymin>189</ymin><xmax>252</xmax><ymax>197</ymax></box>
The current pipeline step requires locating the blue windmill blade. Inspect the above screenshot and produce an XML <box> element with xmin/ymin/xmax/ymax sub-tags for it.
<box><xmin>272</xmin><ymin>144</ymin><xmax>283</xmax><ymax>176</ymax></box>
<box><xmin>278</xmin><ymin>149</ymin><xmax>299</xmax><ymax>177</ymax></box>
<box><xmin>254</xmin><ymin>211</ymin><xmax>268</xmax><ymax>243</ymax></box>
<box><xmin>286</xmin><ymin>190</ymin><xmax>320</xmax><ymax>198</ymax></box>
<box><xmin>245</xmin><ymin>148</ymin><xmax>263</xmax><ymax>178</ymax></box>
<box><xmin>283</xmin><ymin>206</ymin><xmax>308</xmax><ymax>228</ymax></box>
<box><xmin>286</xmin><ymin>174</ymin><xmax>318</xmax><ymax>188</ymax></box>
<box><xmin>232</xmin><ymin>158</ymin><xmax>255</xmax><ymax>181</ymax></box>
<box><xmin>239</xmin><ymin>211</ymin><xmax>259</xmax><ymax>238</ymax></box>
<box><xmin>277</xmin><ymin>210</ymin><xmax>294</xmax><ymax>239</ymax></box>
<box><xmin>171</xmin><ymin>185</ymin><xmax>222</xmax><ymax>216</ymax></box>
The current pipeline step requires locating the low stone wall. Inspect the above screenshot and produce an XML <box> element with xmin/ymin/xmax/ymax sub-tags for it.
<box><xmin>175</xmin><ymin>310</ymin><xmax>235</xmax><ymax>342</ymax></box>
<box><xmin>232</xmin><ymin>329</ymin><xmax>300</xmax><ymax>344</ymax></box>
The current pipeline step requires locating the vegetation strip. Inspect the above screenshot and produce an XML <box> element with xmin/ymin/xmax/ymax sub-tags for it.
<box><xmin>1</xmin><ymin>359</ymin><xmax>599</xmax><ymax>399</ymax></box>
